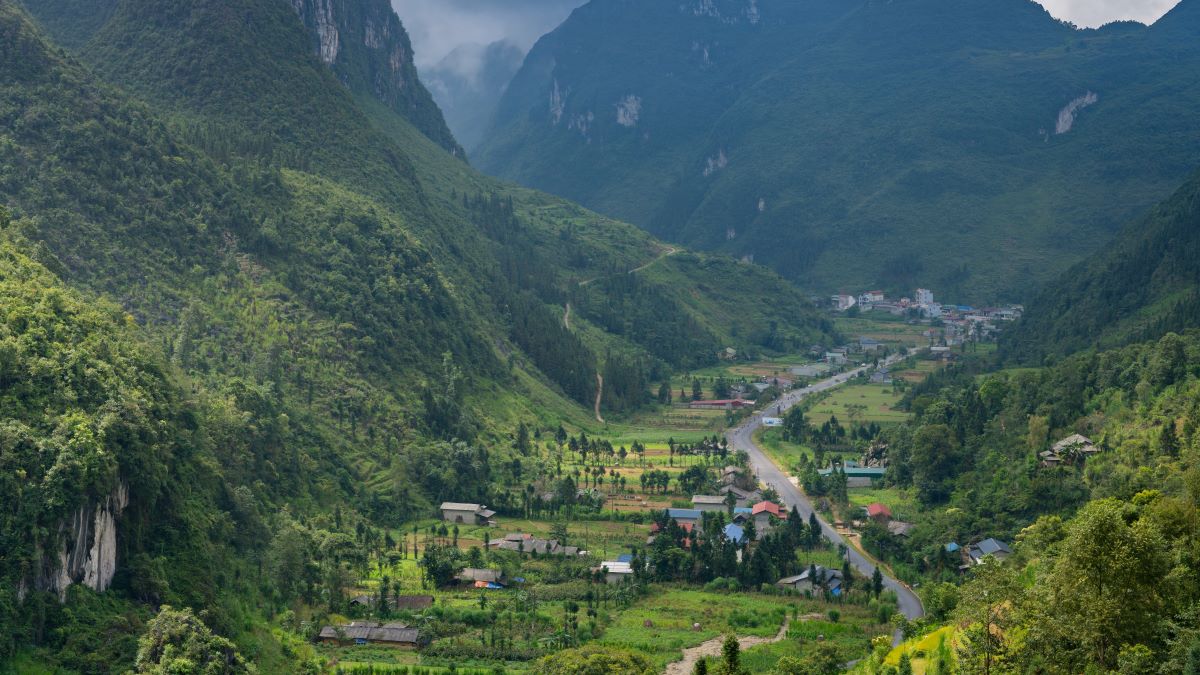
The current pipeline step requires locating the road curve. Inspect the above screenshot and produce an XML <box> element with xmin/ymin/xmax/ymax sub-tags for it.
<box><xmin>724</xmin><ymin>355</ymin><xmax>925</xmax><ymax>633</ymax></box>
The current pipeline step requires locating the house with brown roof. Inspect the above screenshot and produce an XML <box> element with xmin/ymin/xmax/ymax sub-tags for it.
<box><xmin>691</xmin><ymin>495</ymin><xmax>728</xmax><ymax>512</ymax></box>
<box><xmin>317</xmin><ymin>622</ymin><xmax>422</xmax><ymax>649</ymax></box>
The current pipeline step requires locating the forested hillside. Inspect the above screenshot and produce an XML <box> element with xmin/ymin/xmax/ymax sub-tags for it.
<box><xmin>0</xmin><ymin>228</ymin><xmax>248</xmax><ymax>670</ymax></box>
<box><xmin>864</xmin><ymin>333</ymin><xmax>1200</xmax><ymax>671</ymax></box>
<box><xmin>477</xmin><ymin>0</ymin><xmax>1200</xmax><ymax>301</ymax></box>
<box><xmin>0</xmin><ymin>1</ymin><xmax>834</xmax><ymax>668</ymax></box>
<box><xmin>1002</xmin><ymin>171</ymin><xmax>1200</xmax><ymax>361</ymax></box>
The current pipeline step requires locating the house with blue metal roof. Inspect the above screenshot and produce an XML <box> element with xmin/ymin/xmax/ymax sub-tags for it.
<box><xmin>666</xmin><ymin>508</ymin><xmax>703</xmax><ymax>526</ymax></box>
<box><xmin>723</xmin><ymin>523</ymin><xmax>746</xmax><ymax>545</ymax></box>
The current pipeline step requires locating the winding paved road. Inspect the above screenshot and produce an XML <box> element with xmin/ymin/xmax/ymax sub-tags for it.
<box><xmin>725</xmin><ymin>354</ymin><xmax>924</xmax><ymax>636</ymax></box>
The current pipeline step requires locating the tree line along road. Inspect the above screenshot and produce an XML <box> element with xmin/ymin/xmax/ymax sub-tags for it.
<box><xmin>724</xmin><ymin>353</ymin><xmax>924</xmax><ymax>642</ymax></box>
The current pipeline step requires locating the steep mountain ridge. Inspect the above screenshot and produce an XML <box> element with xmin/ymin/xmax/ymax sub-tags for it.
<box><xmin>478</xmin><ymin>0</ymin><xmax>1200</xmax><ymax>301</ymax></box>
<box><xmin>287</xmin><ymin>0</ymin><xmax>464</xmax><ymax>156</ymax></box>
<box><xmin>0</xmin><ymin>5</ymin><xmax>833</xmax><ymax>660</ymax></box>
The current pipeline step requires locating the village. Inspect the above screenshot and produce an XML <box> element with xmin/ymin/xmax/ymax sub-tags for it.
<box><xmin>829</xmin><ymin>287</ymin><xmax>1023</xmax><ymax>348</ymax></box>
<box><xmin>309</xmin><ymin>315</ymin><xmax>1042</xmax><ymax>672</ymax></box>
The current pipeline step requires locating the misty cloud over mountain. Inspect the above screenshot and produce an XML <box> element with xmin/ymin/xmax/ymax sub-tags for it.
<box><xmin>392</xmin><ymin>0</ymin><xmax>583</xmax><ymax>69</ymax></box>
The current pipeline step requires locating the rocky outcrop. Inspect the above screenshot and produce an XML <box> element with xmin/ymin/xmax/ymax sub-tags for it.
<box><xmin>287</xmin><ymin>0</ymin><xmax>463</xmax><ymax>157</ymax></box>
<box><xmin>22</xmin><ymin>481</ymin><xmax>129</xmax><ymax>601</ymax></box>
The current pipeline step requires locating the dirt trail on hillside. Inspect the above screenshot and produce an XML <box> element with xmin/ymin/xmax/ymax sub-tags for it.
<box><xmin>579</xmin><ymin>246</ymin><xmax>679</xmax><ymax>286</ymax></box>
<box><xmin>664</xmin><ymin>617</ymin><xmax>795</xmax><ymax>675</ymax></box>
<box><xmin>594</xmin><ymin>372</ymin><xmax>605</xmax><ymax>423</ymax></box>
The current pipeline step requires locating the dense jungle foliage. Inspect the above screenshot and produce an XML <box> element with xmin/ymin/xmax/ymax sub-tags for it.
<box><xmin>0</xmin><ymin>0</ymin><xmax>834</xmax><ymax>669</ymax></box>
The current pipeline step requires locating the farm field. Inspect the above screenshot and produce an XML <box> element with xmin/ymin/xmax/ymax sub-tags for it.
<box><xmin>806</xmin><ymin>383</ymin><xmax>910</xmax><ymax>427</ymax></box>
<box><xmin>756</xmin><ymin>427</ymin><xmax>814</xmax><ymax>474</ymax></box>
<box><xmin>833</xmin><ymin>316</ymin><xmax>929</xmax><ymax>347</ymax></box>
<box><xmin>597</xmin><ymin>588</ymin><xmax>887</xmax><ymax>671</ymax></box>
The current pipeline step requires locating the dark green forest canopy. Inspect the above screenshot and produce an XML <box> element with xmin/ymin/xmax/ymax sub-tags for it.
<box><xmin>477</xmin><ymin>0</ymin><xmax>1200</xmax><ymax>302</ymax></box>
<box><xmin>1003</xmin><ymin>170</ymin><xmax>1200</xmax><ymax>362</ymax></box>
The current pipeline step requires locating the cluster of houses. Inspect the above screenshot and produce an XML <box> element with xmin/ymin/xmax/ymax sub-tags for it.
<box><xmin>829</xmin><ymin>288</ymin><xmax>1023</xmax><ymax>345</ymax></box>
<box><xmin>810</xmin><ymin>335</ymin><xmax>889</xmax><ymax>367</ymax></box>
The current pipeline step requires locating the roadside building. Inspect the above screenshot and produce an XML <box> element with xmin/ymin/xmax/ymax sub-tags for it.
<box><xmin>689</xmin><ymin>399</ymin><xmax>752</xmax><ymax>411</ymax></box>
<box><xmin>750</xmin><ymin>501</ymin><xmax>787</xmax><ymax>533</ymax></box>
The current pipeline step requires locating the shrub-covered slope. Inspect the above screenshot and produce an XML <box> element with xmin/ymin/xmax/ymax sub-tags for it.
<box><xmin>1003</xmin><ymin>171</ymin><xmax>1200</xmax><ymax>361</ymax></box>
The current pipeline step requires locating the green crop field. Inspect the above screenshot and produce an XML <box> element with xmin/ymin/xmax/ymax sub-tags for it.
<box><xmin>833</xmin><ymin>316</ymin><xmax>929</xmax><ymax>348</ymax></box>
<box><xmin>756</xmin><ymin>428</ymin><xmax>813</xmax><ymax>474</ymax></box>
<box><xmin>597</xmin><ymin>588</ymin><xmax>886</xmax><ymax>670</ymax></box>
<box><xmin>807</xmin><ymin>384</ymin><xmax>910</xmax><ymax>427</ymax></box>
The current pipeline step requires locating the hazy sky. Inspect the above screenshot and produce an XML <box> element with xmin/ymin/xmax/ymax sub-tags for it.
<box><xmin>1038</xmin><ymin>0</ymin><xmax>1181</xmax><ymax>27</ymax></box>
<box><xmin>392</xmin><ymin>0</ymin><xmax>1184</xmax><ymax>69</ymax></box>
<box><xmin>392</xmin><ymin>0</ymin><xmax>584</xmax><ymax>68</ymax></box>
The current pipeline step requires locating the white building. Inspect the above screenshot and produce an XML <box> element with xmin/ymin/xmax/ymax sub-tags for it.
<box><xmin>831</xmin><ymin>294</ymin><xmax>857</xmax><ymax>311</ymax></box>
<box><xmin>596</xmin><ymin>561</ymin><xmax>634</xmax><ymax>584</ymax></box>
<box><xmin>915</xmin><ymin>288</ymin><xmax>934</xmax><ymax>306</ymax></box>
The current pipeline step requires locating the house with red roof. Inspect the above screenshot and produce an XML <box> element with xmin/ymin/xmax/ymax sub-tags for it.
<box><xmin>741</xmin><ymin>500</ymin><xmax>786</xmax><ymax>534</ymax></box>
<box><xmin>866</xmin><ymin>503</ymin><xmax>892</xmax><ymax>523</ymax></box>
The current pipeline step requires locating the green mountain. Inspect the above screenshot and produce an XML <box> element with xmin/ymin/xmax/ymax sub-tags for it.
<box><xmin>476</xmin><ymin>0</ymin><xmax>1200</xmax><ymax>302</ymax></box>
<box><xmin>1</xmin><ymin>0</ymin><xmax>833</xmax><ymax>667</ymax></box>
<box><xmin>1002</xmin><ymin>170</ymin><xmax>1200</xmax><ymax>361</ymax></box>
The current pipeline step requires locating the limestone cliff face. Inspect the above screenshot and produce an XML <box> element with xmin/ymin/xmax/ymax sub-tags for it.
<box><xmin>21</xmin><ymin>481</ymin><xmax>129</xmax><ymax>601</ymax></box>
<box><xmin>288</xmin><ymin>0</ymin><xmax>464</xmax><ymax>157</ymax></box>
